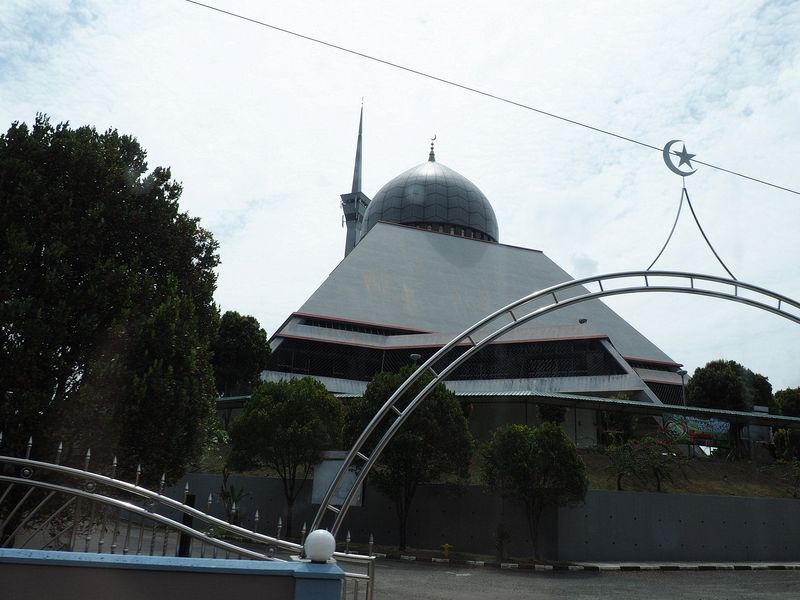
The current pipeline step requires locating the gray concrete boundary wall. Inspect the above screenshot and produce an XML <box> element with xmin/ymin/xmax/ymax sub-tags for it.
<box><xmin>174</xmin><ymin>474</ymin><xmax>800</xmax><ymax>561</ymax></box>
<box><xmin>558</xmin><ymin>490</ymin><xmax>800</xmax><ymax>562</ymax></box>
<box><xmin>172</xmin><ymin>473</ymin><xmax>555</xmax><ymax>558</ymax></box>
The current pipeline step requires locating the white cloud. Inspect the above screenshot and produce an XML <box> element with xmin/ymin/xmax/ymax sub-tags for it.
<box><xmin>3</xmin><ymin>0</ymin><xmax>799</xmax><ymax>388</ymax></box>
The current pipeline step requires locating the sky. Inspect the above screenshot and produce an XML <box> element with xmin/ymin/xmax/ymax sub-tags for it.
<box><xmin>2</xmin><ymin>0</ymin><xmax>799</xmax><ymax>390</ymax></box>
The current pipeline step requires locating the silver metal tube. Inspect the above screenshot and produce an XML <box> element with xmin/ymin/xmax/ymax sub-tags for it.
<box><xmin>19</xmin><ymin>496</ymin><xmax>75</xmax><ymax>549</ymax></box>
<box><xmin>68</xmin><ymin>498</ymin><xmax>82</xmax><ymax>551</ymax></box>
<box><xmin>84</xmin><ymin>501</ymin><xmax>96</xmax><ymax>552</ymax></box>
<box><xmin>2</xmin><ymin>490</ymin><xmax>56</xmax><ymax>546</ymax></box>
<box><xmin>0</xmin><ymin>486</ymin><xmax>35</xmax><ymax>535</ymax></box>
<box><xmin>110</xmin><ymin>508</ymin><xmax>121</xmax><ymax>554</ymax></box>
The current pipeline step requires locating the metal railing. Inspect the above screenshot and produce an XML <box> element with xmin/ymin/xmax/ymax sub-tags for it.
<box><xmin>0</xmin><ymin>441</ymin><xmax>375</xmax><ymax>600</ymax></box>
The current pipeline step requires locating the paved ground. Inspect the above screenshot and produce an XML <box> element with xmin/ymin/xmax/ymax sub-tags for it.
<box><xmin>372</xmin><ymin>560</ymin><xmax>800</xmax><ymax>599</ymax></box>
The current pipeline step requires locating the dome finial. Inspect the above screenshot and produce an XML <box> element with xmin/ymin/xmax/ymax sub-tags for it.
<box><xmin>428</xmin><ymin>134</ymin><xmax>436</xmax><ymax>162</ymax></box>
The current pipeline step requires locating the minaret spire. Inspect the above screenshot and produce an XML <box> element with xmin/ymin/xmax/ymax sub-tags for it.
<box><xmin>340</xmin><ymin>104</ymin><xmax>371</xmax><ymax>257</ymax></box>
<box><xmin>351</xmin><ymin>104</ymin><xmax>364</xmax><ymax>193</ymax></box>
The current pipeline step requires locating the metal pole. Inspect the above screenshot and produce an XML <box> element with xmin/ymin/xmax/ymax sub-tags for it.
<box><xmin>177</xmin><ymin>493</ymin><xmax>196</xmax><ymax>557</ymax></box>
<box><xmin>677</xmin><ymin>369</ymin><xmax>691</xmax><ymax>456</ymax></box>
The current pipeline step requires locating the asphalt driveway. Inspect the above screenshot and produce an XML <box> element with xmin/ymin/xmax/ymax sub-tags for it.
<box><xmin>373</xmin><ymin>560</ymin><xmax>800</xmax><ymax>599</ymax></box>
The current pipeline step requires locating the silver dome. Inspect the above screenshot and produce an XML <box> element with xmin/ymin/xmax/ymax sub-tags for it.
<box><xmin>360</xmin><ymin>156</ymin><xmax>499</xmax><ymax>242</ymax></box>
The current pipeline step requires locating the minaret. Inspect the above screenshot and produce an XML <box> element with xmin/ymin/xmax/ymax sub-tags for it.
<box><xmin>340</xmin><ymin>106</ymin><xmax>370</xmax><ymax>257</ymax></box>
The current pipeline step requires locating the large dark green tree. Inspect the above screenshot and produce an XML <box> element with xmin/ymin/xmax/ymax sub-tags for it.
<box><xmin>687</xmin><ymin>359</ymin><xmax>774</xmax><ymax>457</ymax></box>
<box><xmin>212</xmin><ymin>310</ymin><xmax>271</xmax><ymax>397</ymax></box>
<box><xmin>481</xmin><ymin>422</ymin><xmax>588</xmax><ymax>559</ymax></box>
<box><xmin>228</xmin><ymin>377</ymin><xmax>343</xmax><ymax>536</ymax></box>
<box><xmin>346</xmin><ymin>367</ymin><xmax>473</xmax><ymax>551</ymax></box>
<box><xmin>687</xmin><ymin>359</ymin><xmax>772</xmax><ymax>413</ymax></box>
<box><xmin>0</xmin><ymin>116</ymin><xmax>219</xmax><ymax>483</ymax></box>
<box><xmin>775</xmin><ymin>388</ymin><xmax>800</xmax><ymax>417</ymax></box>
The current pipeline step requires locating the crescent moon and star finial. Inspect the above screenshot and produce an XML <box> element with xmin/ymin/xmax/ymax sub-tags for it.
<box><xmin>662</xmin><ymin>140</ymin><xmax>697</xmax><ymax>177</ymax></box>
<box><xmin>429</xmin><ymin>134</ymin><xmax>437</xmax><ymax>162</ymax></box>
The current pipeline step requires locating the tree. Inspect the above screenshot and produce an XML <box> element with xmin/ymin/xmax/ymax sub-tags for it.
<box><xmin>481</xmin><ymin>422</ymin><xmax>587</xmax><ymax>559</ymax></box>
<box><xmin>212</xmin><ymin>311</ymin><xmax>271</xmax><ymax>397</ymax></box>
<box><xmin>605</xmin><ymin>437</ymin><xmax>641</xmax><ymax>491</ymax></box>
<box><xmin>776</xmin><ymin>388</ymin><xmax>800</xmax><ymax>417</ymax></box>
<box><xmin>607</xmin><ymin>434</ymin><xmax>686</xmax><ymax>492</ymax></box>
<box><xmin>0</xmin><ymin>116</ymin><xmax>219</xmax><ymax>483</ymax></box>
<box><xmin>743</xmin><ymin>369</ymin><xmax>774</xmax><ymax>411</ymax></box>
<box><xmin>227</xmin><ymin>377</ymin><xmax>343</xmax><ymax>536</ymax></box>
<box><xmin>772</xmin><ymin>429</ymin><xmax>796</xmax><ymax>461</ymax></box>
<box><xmin>687</xmin><ymin>359</ymin><xmax>773</xmax><ymax>413</ymax></box>
<box><xmin>687</xmin><ymin>360</ymin><xmax>748</xmax><ymax>412</ymax></box>
<box><xmin>774</xmin><ymin>388</ymin><xmax>800</xmax><ymax>460</ymax></box>
<box><xmin>345</xmin><ymin>368</ymin><xmax>473</xmax><ymax>551</ymax></box>
<box><xmin>687</xmin><ymin>360</ymin><xmax>775</xmax><ymax>457</ymax></box>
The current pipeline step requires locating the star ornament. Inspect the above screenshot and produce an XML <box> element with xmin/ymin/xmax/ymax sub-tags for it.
<box><xmin>673</xmin><ymin>144</ymin><xmax>696</xmax><ymax>169</ymax></box>
<box><xmin>662</xmin><ymin>140</ymin><xmax>698</xmax><ymax>176</ymax></box>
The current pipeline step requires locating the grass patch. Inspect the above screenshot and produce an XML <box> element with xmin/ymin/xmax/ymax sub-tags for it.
<box><xmin>580</xmin><ymin>448</ymin><xmax>799</xmax><ymax>498</ymax></box>
<box><xmin>196</xmin><ymin>437</ymin><xmax>800</xmax><ymax>499</ymax></box>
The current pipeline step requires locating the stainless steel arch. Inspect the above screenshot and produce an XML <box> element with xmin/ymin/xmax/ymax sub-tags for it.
<box><xmin>312</xmin><ymin>271</ymin><xmax>800</xmax><ymax>534</ymax></box>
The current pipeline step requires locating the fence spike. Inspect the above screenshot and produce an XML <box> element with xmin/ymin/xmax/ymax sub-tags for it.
<box><xmin>301</xmin><ymin>522</ymin><xmax>307</xmax><ymax>545</ymax></box>
<box><xmin>369</xmin><ymin>533</ymin><xmax>374</xmax><ymax>557</ymax></box>
<box><xmin>183</xmin><ymin>481</ymin><xmax>189</xmax><ymax>501</ymax></box>
<box><xmin>111</xmin><ymin>456</ymin><xmax>118</xmax><ymax>479</ymax></box>
<box><xmin>26</xmin><ymin>436</ymin><xmax>33</xmax><ymax>459</ymax></box>
<box><xmin>55</xmin><ymin>441</ymin><xmax>63</xmax><ymax>465</ymax></box>
<box><xmin>134</xmin><ymin>464</ymin><xmax>142</xmax><ymax>486</ymax></box>
<box><xmin>253</xmin><ymin>510</ymin><xmax>260</xmax><ymax>533</ymax></box>
<box><xmin>346</xmin><ymin>530</ymin><xmax>351</xmax><ymax>554</ymax></box>
<box><xmin>84</xmin><ymin>448</ymin><xmax>91</xmax><ymax>471</ymax></box>
<box><xmin>206</xmin><ymin>492</ymin><xmax>213</xmax><ymax>512</ymax></box>
<box><xmin>276</xmin><ymin>516</ymin><xmax>282</xmax><ymax>540</ymax></box>
<box><xmin>158</xmin><ymin>473</ymin><xmax>165</xmax><ymax>494</ymax></box>
<box><xmin>0</xmin><ymin>431</ymin><xmax>4</xmax><ymax>446</ymax></box>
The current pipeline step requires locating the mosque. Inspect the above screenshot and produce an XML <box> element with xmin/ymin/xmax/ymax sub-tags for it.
<box><xmin>263</xmin><ymin>110</ymin><xmax>686</xmax><ymax>444</ymax></box>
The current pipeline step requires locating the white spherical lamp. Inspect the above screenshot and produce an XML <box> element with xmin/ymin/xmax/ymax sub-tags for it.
<box><xmin>304</xmin><ymin>529</ymin><xmax>336</xmax><ymax>563</ymax></box>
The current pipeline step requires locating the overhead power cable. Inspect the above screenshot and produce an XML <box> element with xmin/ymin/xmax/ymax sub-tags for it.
<box><xmin>185</xmin><ymin>0</ymin><xmax>799</xmax><ymax>197</ymax></box>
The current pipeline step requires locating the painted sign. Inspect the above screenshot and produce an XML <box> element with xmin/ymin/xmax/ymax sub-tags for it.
<box><xmin>663</xmin><ymin>413</ymin><xmax>730</xmax><ymax>447</ymax></box>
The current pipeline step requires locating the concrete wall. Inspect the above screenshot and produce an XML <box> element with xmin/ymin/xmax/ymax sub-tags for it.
<box><xmin>175</xmin><ymin>474</ymin><xmax>800</xmax><ymax>561</ymax></box>
<box><xmin>0</xmin><ymin>549</ymin><xmax>343</xmax><ymax>600</ymax></box>
<box><xmin>173</xmin><ymin>474</ymin><xmax>555</xmax><ymax>558</ymax></box>
<box><xmin>558</xmin><ymin>490</ymin><xmax>800</xmax><ymax>562</ymax></box>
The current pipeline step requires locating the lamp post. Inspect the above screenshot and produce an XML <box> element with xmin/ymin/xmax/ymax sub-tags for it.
<box><xmin>677</xmin><ymin>369</ymin><xmax>687</xmax><ymax>406</ymax></box>
<box><xmin>677</xmin><ymin>368</ymin><xmax>690</xmax><ymax>455</ymax></box>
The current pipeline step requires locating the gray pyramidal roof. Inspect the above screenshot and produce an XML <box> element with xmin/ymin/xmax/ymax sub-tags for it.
<box><xmin>291</xmin><ymin>222</ymin><xmax>676</xmax><ymax>364</ymax></box>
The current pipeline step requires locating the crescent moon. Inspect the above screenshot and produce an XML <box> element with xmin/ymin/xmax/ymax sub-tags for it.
<box><xmin>663</xmin><ymin>139</ymin><xmax>697</xmax><ymax>176</ymax></box>
<box><xmin>431</xmin><ymin>134</ymin><xmax>437</xmax><ymax>142</ymax></box>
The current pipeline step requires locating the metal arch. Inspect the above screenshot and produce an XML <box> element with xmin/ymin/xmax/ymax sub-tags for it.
<box><xmin>312</xmin><ymin>271</ymin><xmax>800</xmax><ymax>534</ymax></box>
